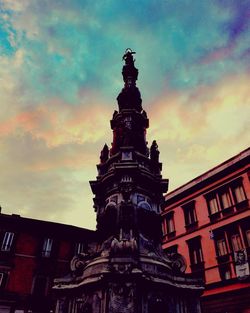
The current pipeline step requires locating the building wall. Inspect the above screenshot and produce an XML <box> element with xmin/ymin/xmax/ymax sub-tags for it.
<box><xmin>162</xmin><ymin>148</ymin><xmax>250</xmax><ymax>313</ymax></box>
<box><xmin>0</xmin><ymin>213</ymin><xmax>95</xmax><ymax>313</ymax></box>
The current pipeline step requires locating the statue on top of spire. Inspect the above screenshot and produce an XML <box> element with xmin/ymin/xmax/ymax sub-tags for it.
<box><xmin>122</xmin><ymin>48</ymin><xmax>138</xmax><ymax>85</ymax></box>
<box><xmin>117</xmin><ymin>49</ymin><xmax>141</xmax><ymax>112</ymax></box>
<box><xmin>123</xmin><ymin>48</ymin><xmax>136</xmax><ymax>66</ymax></box>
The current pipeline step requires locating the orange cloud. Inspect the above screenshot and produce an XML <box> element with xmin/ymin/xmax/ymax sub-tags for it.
<box><xmin>148</xmin><ymin>71</ymin><xmax>250</xmax><ymax>191</ymax></box>
<box><xmin>0</xmin><ymin>99</ymin><xmax>111</xmax><ymax>147</ymax></box>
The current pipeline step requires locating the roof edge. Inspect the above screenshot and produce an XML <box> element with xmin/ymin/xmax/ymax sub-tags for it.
<box><xmin>165</xmin><ymin>147</ymin><xmax>250</xmax><ymax>201</ymax></box>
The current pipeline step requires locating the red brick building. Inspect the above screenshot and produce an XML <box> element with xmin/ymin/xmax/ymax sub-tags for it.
<box><xmin>0</xmin><ymin>212</ymin><xmax>95</xmax><ymax>313</ymax></box>
<box><xmin>162</xmin><ymin>147</ymin><xmax>250</xmax><ymax>313</ymax></box>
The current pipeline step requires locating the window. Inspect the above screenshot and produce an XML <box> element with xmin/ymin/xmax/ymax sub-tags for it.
<box><xmin>183</xmin><ymin>201</ymin><xmax>197</xmax><ymax>228</ymax></box>
<box><xmin>187</xmin><ymin>237</ymin><xmax>205</xmax><ymax>280</ymax></box>
<box><xmin>220</xmin><ymin>190</ymin><xmax>232</xmax><ymax>210</ymax></box>
<box><xmin>32</xmin><ymin>275</ymin><xmax>48</xmax><ymax>296</ymax></box>
<box><xmin>208</xmin><ymin>197</ymin><xmax>219</xmax><ymax>215</ymax></box>
<box><xmin>216</xmin><ymin>239</ymin><xmax>228</xmax><ymax>256</ymax></box>
<box><xmin>42</xmin><ymin>238</ymin><xmax>53</xmax><ymax>258</ymax></box>
<box><xmin>231</xmin><ymin>234</ymin><xmax>243</xmax><ymax>251</ymax></box>
<box><xmin>1</xmin><ymin>232</ymin><xmax>14</xmax><ymax>251</ymax></box>
<box><xmin>0</xmin><ymin>273</ymin><xmax>4</xmax><ymax>287</ymax></box>
<box><xmin>232</xmin><ymin>184</ymin><xmax>246</xmax><ymax>204</ymax></box>
<box><xmin>219</xmin><ymin>265</ymin><xmax>231</xmax><ymax>280</ymax></box>
<box><xmin>206</xmin><ymin>180</ymin><xmax>247</xmax><ymax>219</ymax></box>
<box><xmin>75</xmin><ymin>242</ymin><xmax>85</xmax><ymax>255</ymax></box>
<box><xmin>206</xmin><ymin>193</ymin><xmax>221</xmax><ymax>221</ymax></box>
<box><xmin>187</xmin><ymin>237</ymin><xmax>204</xmax><ymax>265</ymax></box>
<box><xmin>166</xmin><ymin>214</ymin><xmax>175</xmax><ymax>234</ymax></box>
<box><xmin>0</xmin><ymin>272</ymin><xmax>7</xmax><ymax>289</ymax></box>
<box><xmin>162</xmin><ymin>212</ymin><xmax>175</xmax><ymax>239</ymax></box>
<box><xmin>246</xmin><ymin>230</ymin><xmax>250</xmax><ymax>247</ymax></box>
<box><xmin>165</xmin><ymin>245</ymin><xmax>178</xmax><ymax>255</ymax></box>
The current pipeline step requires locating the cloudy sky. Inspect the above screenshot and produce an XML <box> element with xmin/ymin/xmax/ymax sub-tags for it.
<box><xmin>0</xmin><ymin>0</ymin><xmax>249</xmax><ymax>229</ymax></box>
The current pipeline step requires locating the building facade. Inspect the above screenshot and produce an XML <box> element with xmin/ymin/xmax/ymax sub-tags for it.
<box><xmin>162</xmin><ymin>148</ymin><xmax>250</xmax><ymax>313</ymax></box>
<box><xmin>0</xmin><ymin>212</ymin><xmax>95</xmax><ymax>313</ymax></box>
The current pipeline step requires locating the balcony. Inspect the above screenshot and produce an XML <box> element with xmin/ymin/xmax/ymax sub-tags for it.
<box><xmin>190</xmin><ymin>261</ymin><xmax>205</xmax><ymax>281</ymax></box>
<box><xmin>235</xmin><ymin>199</ymin><xmax>249</xmax><ymax>211</ymax></box>
<box><xmin>209</xmin><ymin>211</ymin><xmax>221</xmax><ymax>222</ymax></box>
<box><xmin>163</xmin><ymin>230</ymin><xmax>176</xmax><ymax>241</ymax></box>
<box><xmin>221</xmin><ymin>205</ymin><xmax>234</xmax><ymax>217</ymax></box>
<box><xmin>185</xmin><ymin>221</ymin><xmax>198</xmax><ymax>232</ymax></box>
<box><xmin>216</xmin><ymin>253</ymin><xmax>230</xmax><ymax>264</ymax></box>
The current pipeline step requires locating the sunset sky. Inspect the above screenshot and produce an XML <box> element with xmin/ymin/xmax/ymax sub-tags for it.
<box><xmin>0</xmin><ymin>0</ymin><xmax>249</xmax><ymax>229</ymax></box>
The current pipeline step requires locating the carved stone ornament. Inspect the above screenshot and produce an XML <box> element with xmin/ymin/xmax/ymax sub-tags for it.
<box><xmin>70</xmin><ymin>255</ymin><xmax>85</xmax><ymax>272</ymax></box>
<box><xmin>110</xmin><ymin>236</ymin><xmax>137</xmax><ymax>255</ymax></box>
<box><xmin>111</xmin><ymin>263</ymin><xmax>133</xmax><ymax>275</ymax></box>
<box><xmin>119</xmin><ymin>176</ymin><xmax>134</xmax><ymax>201</ymax></box>
<box><xmin>99</xmin><ymin>236</ymin><xmax>114</xmax><ymax>257</ymax></box>
<box><xmin>139</xmin><ymin>234</ymin><xmax>172</xmax><ymax>266</ymax></box>
<box><xmin>75</xmin><ymin>294</ymin><xmax>90</xmax><ymax>313</ymax></box>
<box><xmin>139</xmin><ymin>233</ymin><xmax>160</xmax><ymax>257</ymax></box>
<box><xmin>109</xmin><ymin>283</ymin><xmax>134</xmax><ymax>313</ymax></box>
<box><xmin>167</xmin><ymin>252</ymin><xmax>187</xmax><ymax>273</ymax></box>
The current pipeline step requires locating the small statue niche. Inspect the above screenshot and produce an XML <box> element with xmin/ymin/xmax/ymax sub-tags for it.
<box><xmin>150</xmin><ymin>140</ymin><xmax>159</xmax><ymax>163</ymax></box>
<box><xmin>100</xmin><ymin>144</ymin><xmax>109</xmax><ymax>163</ymax></box>
<box><xmin>113</xmin><ymin>110</ymin><xmax>118</xmax><ymax>119</ymax></box>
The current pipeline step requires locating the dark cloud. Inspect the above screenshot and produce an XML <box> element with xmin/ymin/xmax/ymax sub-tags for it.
<box><xmin>217</xmin><ymin>0</ymin><xmax>250</xmax><ymax>41</ymax></box>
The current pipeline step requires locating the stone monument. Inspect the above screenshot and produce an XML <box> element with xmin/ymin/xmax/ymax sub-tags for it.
<box><xmin>53</xmin><ymin>49</ymin><xmax>203</xmax><ymax>313</ymax></box>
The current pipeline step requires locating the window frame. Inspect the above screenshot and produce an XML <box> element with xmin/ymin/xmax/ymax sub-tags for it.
<box><xmin>166</xmin><ymin>213</ymin><xmax>175</xmax><ymax>234</ymax></box>
<box><xmin>219</xmin><ymin>188</ymin><xmax>232</xmax><ymax>210</ymax></box>
<box><xmin>208</xmin><ymin>196</ymin><xmax>220</xmax><ymax>215</ymax></box>
<box><xmin>32</xmin><ymin>274</ymin><xmax>49</xmax><ymax>296</ymax></box>
<box><xmin>164</xmin><ymin>245</ymin><xmax>178</xmax><ymax>255</ymax></box>
<box><xmin>246</xmin><ymin>230</ymin><xmax>250</xmax><ymax>247</ymax></box>
<box><xmin>162</xmin><ymin>212</ymin><xmax>176</xmax><ymax>238</ymax></box>
<box><xmin>0</xmin><ymin>273</ymin><xmax>4</xmax><ymax>287</ymax></box>
<box><xmin>186</xmin><ymin>236</ymin><xmax>205</xmax><ymax>280</ymax></box>
<box><xmin>182</xmin><ymin>201</ymin><xmax>198</xmax><ymax>229</ymax></box>
<box><xmin>1</xmin><ymin>232</ymin><xmax>14</xmax><ymax>252</ymax></box>
<box><xmin>42</xmin><ymin>238</ymin><xmax>53</xmax><ymax>258</ymax></box>
<box><xmin>219</xmin><ymin>264</ymin><xmax>232</xmax><ymax>281</ymax></box>
<box><xmin>75</xmin><ymin>242</ymin><xmax>85</xmax><ymax>255</ymax></box>
<box><xmin>232</xmin><ymin>183</ymin><xmax>247</xmax><ymax>204</ymax></box>
<box><xmin>216</xmin><ymin>238</ymin><xmax>228</xmax><ymax>256</ymax></box>
<box><xmin>187</xmin><ymin>237</ymin><xmax>204</xmax><ymax>266</ymax></box>
<box><xmin>231</xmin><ymin>234</ymin><xmax>243</xmax><ymax>252</ymax></box>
